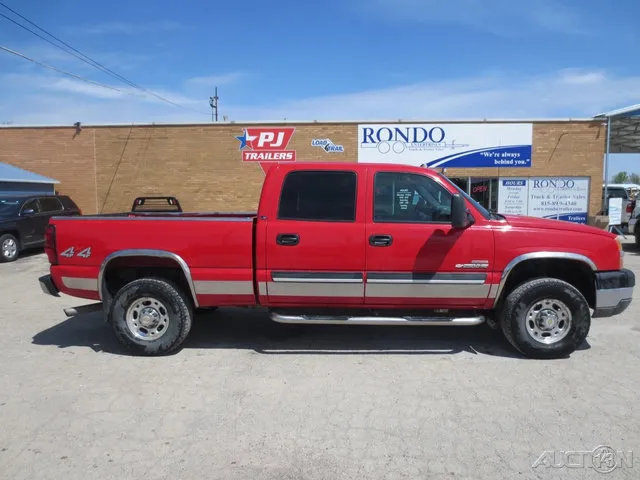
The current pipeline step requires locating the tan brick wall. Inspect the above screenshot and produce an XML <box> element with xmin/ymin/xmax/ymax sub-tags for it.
<box><xmin>0</xmin><ymin>127</ymin><xmax>97</xmax><ymax>214</ymax></box>
<box><xmin>93</xmin><ymin>123</ymin><xmax>358</xmax><ymax>213</ymax></box>
<box><xmin>0</xmin><ymin>120</ymin><xmax>605</xmax><ymax>217</ymax></box>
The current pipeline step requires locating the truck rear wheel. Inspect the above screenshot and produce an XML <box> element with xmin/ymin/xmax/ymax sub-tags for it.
<box><xmin>108</xmin><ymin>277</ymin><xmax>193</xmax><ymax>356</ymax></box>
<box><xmin>499</xmin><ymin>278</ymin><xmax>590</xmax><ymax>359</ymax></box>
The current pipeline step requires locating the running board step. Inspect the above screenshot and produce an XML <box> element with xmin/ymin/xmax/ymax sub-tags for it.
<box><xmin>63</xmin><ymin>302</ymin><xmax>103</xmax><ymax>317</ymax></box>
<box><xmin>270</xmin><ymin>312</ymin><xmax>485</xmax><ymax>326</ymax></box>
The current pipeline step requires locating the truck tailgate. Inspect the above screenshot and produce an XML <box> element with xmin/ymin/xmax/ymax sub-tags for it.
<box><xmin>50</xmin><ymin>216</ymin><xmax>256</xmax><ymax>307</ymax></box>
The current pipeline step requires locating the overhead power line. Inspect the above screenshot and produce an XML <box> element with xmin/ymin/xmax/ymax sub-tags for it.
<box><xmin>0</xmin><ymin>10</ymin><xmax>137</xmax><ymax>88</ymax></box>
<box><xmin>0</xmin><ymin>45</ymin><xmax>121</xmax><ymax>91</ymax></box>
<box><xmin>0</xmin><ymin>2</ymin><xmax>210</xmax><ymax>116</ymax></box>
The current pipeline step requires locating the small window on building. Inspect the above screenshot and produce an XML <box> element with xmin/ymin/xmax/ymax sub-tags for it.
<box><xmin>277</xmin><ymin>170</ymin><xmax>357</xmax><ymax>222</ymax></box>
<box><xmin>39</xmin><ymin>197</ymin><xmax>63</xmax><ymax>213</ymax></box>
<box><xmin>374</xmin><ymin>172</ymin><xmax>452</xmax><ymax>223</ymax></box>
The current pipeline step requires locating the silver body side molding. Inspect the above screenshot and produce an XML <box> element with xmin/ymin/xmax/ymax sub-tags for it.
<box><xmin>97</xmin><ymin>249</ymin><xmax>200</xmax><ymax>308</ymax></box>
<box><xmin>270</xmin><ymin>312</ymin><xmax>485</xmax><ymax>326</ymax></box>
<box><xmin>494</xmin><ymin>252</ymin><xmax>597</xmax><ymax>302</ymax></box>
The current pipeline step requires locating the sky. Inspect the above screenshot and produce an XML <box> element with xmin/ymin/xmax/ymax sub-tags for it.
<box><xmin>0</xmin><ymin>0</ymin><xmax>639</xmax><ymax>173</ymax></box>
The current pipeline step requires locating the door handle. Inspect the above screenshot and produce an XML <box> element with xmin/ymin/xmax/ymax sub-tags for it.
<box><xmin>276</xmin><ymin>233</ymin><xmax>300</xmax><ymax>246</ymax></box>
<box><xmin>369</xmin><ymin>234</ymin><xmax>393</xmax><ymax>247</ymax></box>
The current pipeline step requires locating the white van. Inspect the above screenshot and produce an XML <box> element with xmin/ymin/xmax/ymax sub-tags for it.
<box><xmin>603</xmin><ymin>184</ymin><xmax>634</xmax><ymax>230</ymax></box>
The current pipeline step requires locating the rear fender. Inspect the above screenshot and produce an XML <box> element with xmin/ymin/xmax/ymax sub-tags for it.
<box><xmin>98</xmin><ymin>249</ymin><xmax>199</xmax><ymax>308</ymax></box>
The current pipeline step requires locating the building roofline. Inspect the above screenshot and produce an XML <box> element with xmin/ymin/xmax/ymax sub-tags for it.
<box><xmin>594</xmin><ymin>103</ymin><xmax>640</xmax><ymax>118</ymax></box>
<box><xmin>0</xmin><ymin>117</ymin><xmax>603</xmax><ymax>129</ymax></box>
<box><xmin>0</xmin><ymin>162</ymin><xmax>60</xmax><ymax>184</ymax></box>
<box><xmin>0</xmin><ymin>178</ymin><xmax>60</xmax><ymax>184</ymax></box>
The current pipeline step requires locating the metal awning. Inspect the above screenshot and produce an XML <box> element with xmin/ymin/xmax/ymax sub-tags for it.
<box><xmin>0</xmin><ymin>162</ymin><xmax>59</xmax><ymax>184</ymax></box>
<box><xmin>593</xmin><ymin>104</ymin><xmax>640</xmax><ymax>219</ymax></box>
<box><xmin>594</xmin><ymin>103</ymin><xmax>640</xmax><ymax>153</ymax></box>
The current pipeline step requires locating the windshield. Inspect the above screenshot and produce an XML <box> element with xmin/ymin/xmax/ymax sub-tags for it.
<box><xmin>0</xmin><ymin>198</ymin><xmax>22</xmax><ymax>217</ymax></box>
<box><xmin>437</xmin><ymin>175</ymin><xmax>496</xmax><ymax>220</ymax></box>
<box><xmin>603</xmin><ymin>188</ymin><xmax>628</xmax><ymax>199</ymax></box>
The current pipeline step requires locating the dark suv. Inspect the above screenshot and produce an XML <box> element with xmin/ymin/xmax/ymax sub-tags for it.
<box><xmin>0</xmin><ymin>194</ymin><xmax>81</xmax><ymax>262</ymax></box>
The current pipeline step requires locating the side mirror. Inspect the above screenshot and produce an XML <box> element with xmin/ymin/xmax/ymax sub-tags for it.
<box><xmin>21</xmin><ymin>208</ymin><xmax>35</xmax><ymax>216</ymax></box>
<box><xmin>451</xmin><ymin>194</ymin><xmax>470</xmax><ymax>229</ymax></box>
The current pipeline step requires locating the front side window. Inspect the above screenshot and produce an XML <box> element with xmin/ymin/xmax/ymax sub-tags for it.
<box><xmin>277</xmin><ymin>170</ymin><xmax>357</xmax><ymax>222</ymax></box>
<box><xmin>20</xmin><ymin>199</ymin><xmax>40</xmax><ymax>215</ymax></box>
<box><xmin>374</xmin><ymin>172</ymin><xmax>452</xmax><ymax>223</ymax></box>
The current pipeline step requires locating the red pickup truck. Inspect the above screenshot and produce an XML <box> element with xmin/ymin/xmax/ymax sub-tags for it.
<box><xmin>38</xmin><ymin>162</ymin><xmax>634</xmax><ymax>359</ymax></box>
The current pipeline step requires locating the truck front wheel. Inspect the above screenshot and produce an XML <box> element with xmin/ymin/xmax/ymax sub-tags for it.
<box><xmin>499</xmin><ymin>278</ymin><xmax>590</xmax><ymax>359</ymax></box>
<box><xmin>108</xmin><ymin>277</ymin><xmax>194</xmax><ymax>356</ymax></box>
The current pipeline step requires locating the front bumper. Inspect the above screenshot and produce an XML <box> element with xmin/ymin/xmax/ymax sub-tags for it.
<box><xmin>39</xmin><ymin>274</ymin><xmax>60</xmax><ymax>297</ymax></box>
<box><xmin>592</xmin><ymin>268</ymin><xmax>635</xmax><ymax>318</ymax></box>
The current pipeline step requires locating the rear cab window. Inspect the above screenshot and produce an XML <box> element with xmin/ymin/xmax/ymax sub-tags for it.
<box><xmin>277</xmin><ymin>170</ymin><xmax>357</xmax><ymax>222</ymax></box>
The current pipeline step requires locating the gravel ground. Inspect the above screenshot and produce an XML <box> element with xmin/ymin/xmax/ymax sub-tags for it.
<box><xmin>0</xmin><ymin>241</ymin><xmax>639</xmax><ymax>480</ymax></box>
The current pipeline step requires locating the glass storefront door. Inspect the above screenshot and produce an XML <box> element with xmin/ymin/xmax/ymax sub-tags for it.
<box><xmin>470</xmin><ymin>178</ymin><xmax>498</xmax><ymax>212</ymax></box>
<box><xmin>446</xmin><ymin>176</ymin><xmax>498</xmax><ymax>212</ymax></box>
<box><xmin>448</xmin><ymin>177</ymin><xmax>469</xmax><ymax>194</ymax></box>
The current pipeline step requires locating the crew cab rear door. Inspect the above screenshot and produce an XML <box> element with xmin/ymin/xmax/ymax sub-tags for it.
<box><xmin>364</xmin><ymin>168</ymin><xmax>494</xmax><ymax>308</ymax></box>
<box><xmin>263</xmin><ymin>166</ymin><xmax>366</xmax><ymax>305</ymax></box>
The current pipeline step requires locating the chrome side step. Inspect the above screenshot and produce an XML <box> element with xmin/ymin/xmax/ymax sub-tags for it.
<box><xmin>63</xmin><ymin>302</ymin><xmax>103</xmax><ymax>317</ymax></box>
<box><xmin>270</xmin><ymin>312</ymin><xmax>485</xmax><ymax>326</ymax></box>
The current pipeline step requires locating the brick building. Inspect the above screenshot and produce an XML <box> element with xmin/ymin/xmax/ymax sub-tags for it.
<box><xmin>0</xmin><ymin>119</ymin><xmax>606</xmax><ymax>222</ymax></box>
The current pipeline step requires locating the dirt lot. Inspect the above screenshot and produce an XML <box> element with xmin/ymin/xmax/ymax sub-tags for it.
<box><xmin>0</xmin><ymin>242</ymin><xmax>639</xmax><ymax>480</ymax></box>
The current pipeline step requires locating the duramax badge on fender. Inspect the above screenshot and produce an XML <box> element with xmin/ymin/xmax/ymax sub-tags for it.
<box><xmin>38</xmin><ymin>162</ymin><xmax>635</xmax><ymax>359</ymax></box>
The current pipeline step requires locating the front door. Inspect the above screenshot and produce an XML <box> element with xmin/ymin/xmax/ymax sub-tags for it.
<box><xmin>18</xmin><ymin>198</ymin><xmax>42</xmax><ymax>246</ymax></box>
<box><xmin>264</xmin><ymin>168</ymin><xmax>366</xmax><ymax>305</ymax></box>
<box><xmin>365</xmin><ymin>170</ymin><xmax>495</xmax><ymax>308</ymax></box>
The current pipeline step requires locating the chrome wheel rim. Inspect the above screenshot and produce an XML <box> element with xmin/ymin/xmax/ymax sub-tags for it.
<box><xmin>525</xmin><ymin>298</ymin><xmax>572</xmax><ymax>344</ymax></box>
<box><xmin>125</xmin><ymin>297</ymin><xmax>170</xmax><ymax>341</ymax></box>
<box><xmin>2</xmin><ymin>238</ymin><xmax>17</xmax><ymax>259</ymax></box>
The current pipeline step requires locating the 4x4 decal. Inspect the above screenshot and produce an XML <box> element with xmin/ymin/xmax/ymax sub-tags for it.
<box><xmin>60</xmin><ymin>246</ymin><xmax>92</xmax><ymax>259</ymax></box>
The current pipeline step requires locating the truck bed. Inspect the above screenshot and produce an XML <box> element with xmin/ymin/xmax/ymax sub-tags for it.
<box><xmin>48</xmin><ymin>212</ymin><xmax>259</xmax><ymax>307</ymax></box>
<box><xmin>83</xmin><ymin>211</ymin><xmax>257</xmax><ymax>220</ymax></box>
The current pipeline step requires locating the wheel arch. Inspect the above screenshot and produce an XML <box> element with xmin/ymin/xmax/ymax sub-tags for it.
<box><xmin>494</xmin><ymin>252</ymin><xmax>597</xmax><ymax>308</ymax></box>
<box><xmin>0</xmin><ymin>229</ymin><xmax>21</xmax><ymax>243</ymax></box>
<box><xmin>98</xmin><ymin>249</ymin><xmax>199</xmax><ymax>308</ymax></box>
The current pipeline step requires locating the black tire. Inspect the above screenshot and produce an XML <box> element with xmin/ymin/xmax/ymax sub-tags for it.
<box><xmin>499</xmin><ymin>278</ymin><xmax>590</xmax><ymax>359</ymax></box>
<box><xmin>107</xmin><ymin>277</ymin><xmax>194</xmax><ymax>356</ymax></box>
<box><xmin>0</xmin><ymin>233</ymin><xmax>19</xmax><ymax>263</ymax></box>
<box><xmin>635</xmin><ymin>225</ymin><xmax>640</xmax><ymax>248</ymax></box>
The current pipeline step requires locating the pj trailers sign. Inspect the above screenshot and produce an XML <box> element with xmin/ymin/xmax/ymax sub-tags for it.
<box><xmin>236</xmin><ymin>127</ymin><xmax>296</xmax><ymax>174</ymax></box>
<box><xmin>357</xmin><ymin>123</ymin><xmax>533</xmax><ymax>168</ymax></box>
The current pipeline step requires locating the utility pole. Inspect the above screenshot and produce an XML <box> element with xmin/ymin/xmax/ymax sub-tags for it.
<box><xmin>209</xmin><ymin>87</ymin><xmax>219</xmax><ymax>123</ymax></box>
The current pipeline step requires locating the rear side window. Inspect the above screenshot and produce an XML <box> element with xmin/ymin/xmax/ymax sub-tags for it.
<box><xmin>39</xmin><ymin>197</ymin><xmax>63</xmax><ymax>213</ymax></box>
<box><xmin>59</xmin><ymin>196</ymin><xmax>79</xmax><ymax>211</ymax></box>
<box><xmin>277</xmin><ymin>170</ymin><xmax>357</xmax><ymax>222</ymax></box>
